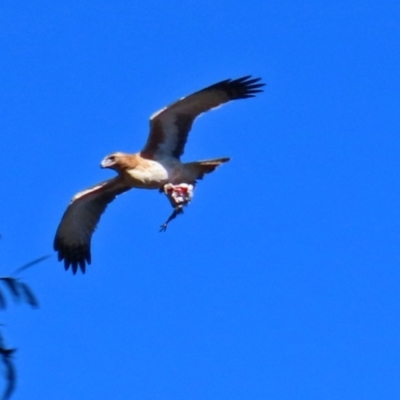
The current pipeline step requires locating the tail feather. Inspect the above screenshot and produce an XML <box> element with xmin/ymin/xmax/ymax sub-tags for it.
<box><xmin>185</xmin><ymin>157</ymin><xmax>230</xmax><ymax>180</ymax></box>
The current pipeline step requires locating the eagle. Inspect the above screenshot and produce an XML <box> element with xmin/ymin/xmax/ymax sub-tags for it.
<box><xmin>54</xmin><ymin>76</ymin><xmax>264</xmax><ymax>274</ymax></box>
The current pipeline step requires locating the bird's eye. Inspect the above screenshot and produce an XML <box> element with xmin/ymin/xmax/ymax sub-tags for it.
<box><xmin>109</xmin><ymin>156</ymin><xmax>115</xmax><ymax>161</ymax></box>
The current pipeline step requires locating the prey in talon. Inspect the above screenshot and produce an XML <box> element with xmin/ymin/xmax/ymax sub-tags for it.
<box><xmin>54</xmin><ymin>76</ymin><xmax>265</xmax><ymax>273</ymax></box>
<box><xmin>160</xmin><ymin>183</ymin><xmax>194</xmax><ymax>231</ymax></box>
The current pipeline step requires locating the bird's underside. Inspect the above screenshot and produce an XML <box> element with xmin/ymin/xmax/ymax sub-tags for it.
<box><xmin>54</xmin><ymin>75</ymin><xmax>264</xmax><ymax>274</ymax></box>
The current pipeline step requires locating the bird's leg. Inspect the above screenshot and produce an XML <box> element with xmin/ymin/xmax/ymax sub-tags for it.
<box><xmin>159</xmin><ymin>206</ymin><xmax>184</xmax><ymax>232</ymax></box>
<box><xmin>159</xmin><ymin>183</ymin><xmax>194</xmax><ymax>232</ymax></box>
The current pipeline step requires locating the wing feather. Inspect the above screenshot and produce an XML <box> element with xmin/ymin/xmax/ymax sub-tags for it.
<box><xmin>141</xmin><ymin>75</ymin><xmax>265</xmax><ymax>160</ymax></box>
<box><xmin>54</xmin><ymin>177</ymin><xmax>130</xmax><ymax>274</ymax></box>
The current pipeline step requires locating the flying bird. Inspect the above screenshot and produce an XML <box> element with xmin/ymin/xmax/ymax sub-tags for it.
<box><xmin>54</xmin><ymin>76</ymin><xmax>265</xmax><ymax>274</ymax></box>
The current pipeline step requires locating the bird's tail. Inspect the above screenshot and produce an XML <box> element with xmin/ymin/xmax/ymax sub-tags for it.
<box><xmin>185</xmin><ymin>157</ymin><xmax>230</xmax><ymax>180</ymax></box>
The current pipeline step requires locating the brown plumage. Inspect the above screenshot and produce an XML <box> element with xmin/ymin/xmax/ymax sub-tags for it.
<box><xmin>54</xmin><ymin>76</ymin><xmax>265</xmax><ymax>274</ymax></box>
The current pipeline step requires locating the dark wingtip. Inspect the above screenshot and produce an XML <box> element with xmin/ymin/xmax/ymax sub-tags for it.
<box><xmin>55</xmin><ymin>237</ymin><xmax>91</xmax><ymax>275</ymax></box>
<box><xmin>213</xmin><ymin>75</ymin><xmax>265</xmax><ymax>100</ymax></box>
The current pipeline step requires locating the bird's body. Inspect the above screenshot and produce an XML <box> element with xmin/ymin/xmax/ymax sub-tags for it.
<box><xmin>54</xmin><ymin>76</ymin><xmax>264</xmax><ymax>273</ymax></box>
<box><xmin>97</xmin><ymin>152</ymin><xmax>230</xmax><ymax>189</ymax></box>
<box><xmin>107</xmin><ymin>153</ymin><xmax>174</xmax><ymax>189</ymax></box>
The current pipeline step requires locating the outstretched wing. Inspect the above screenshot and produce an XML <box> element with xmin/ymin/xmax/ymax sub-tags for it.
<box><xmin>54</xmin><ymin>177</ymin><xmax>131</xmax><ymax>274</ymax></box>
<box><xmin>141</xmin><ymin>75</ymin><xmax>264</xmax><ymax>160</ymax></box>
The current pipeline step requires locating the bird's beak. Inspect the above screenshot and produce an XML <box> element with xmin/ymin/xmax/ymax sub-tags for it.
<box><xmin>100</xmin><ymin>158</ymin><xmax>111</xmax><ymax>168</ymax></box>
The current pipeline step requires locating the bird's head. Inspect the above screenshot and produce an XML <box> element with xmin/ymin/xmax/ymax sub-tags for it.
<box><xmin>101</xmin><ymin>152</ymin><xmax>139</xmax><ymax>173</ymax></box>
<box><xmin>100</xmin><ymin>152</ymin><xmax>127</xmax><ymax>172</ymax></box>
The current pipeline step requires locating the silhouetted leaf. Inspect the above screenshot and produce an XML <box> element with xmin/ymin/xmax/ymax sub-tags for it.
<box><xmin>0</xmin><ymin>291</ymin><xmax>6</xmax><ymax>310</ymax></box>
<box><xmin>0</xmin><ymin>254</ymin><xmax>44</xmax><ymax>398</ymax></box>
<box><xmin>0</xmin><ymin>331</ymin><xmax>16</xmax><ymax>400</ymax></box>
<box><xmin>16</xmin><ymin>283</ymin><xmax>38</xmax><ymax>309</ymax></box>
<box><xmin>0</xmin><ymin>280</ymin><xmax>19</xmax><ymax>303</ymax></box>
<box><xmin>0</xmin><ymin>348</ymin><xmax>16</xmax><ymax>400</ymax></box>
<box><xmin>12</xmin><ymin>255</ymin><xmax>51</xmax><ymax>276</ymax></box>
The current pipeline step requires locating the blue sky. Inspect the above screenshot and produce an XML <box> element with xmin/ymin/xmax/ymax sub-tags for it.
<box><xmin>1</xmin><ymin>1</ymin><xmax>400</xmax><ymax>399</ymax></box>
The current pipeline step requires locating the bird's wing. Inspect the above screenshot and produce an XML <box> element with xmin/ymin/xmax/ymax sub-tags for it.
<box><xmin>54</xmin><ymin>177</ymin><xmax>131</xmax><ymax>274</ymax></box>
<box><xmin>141</xmin><ymin>76</ymin><xmax>264</xmax><ymax>160</ymax></box>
